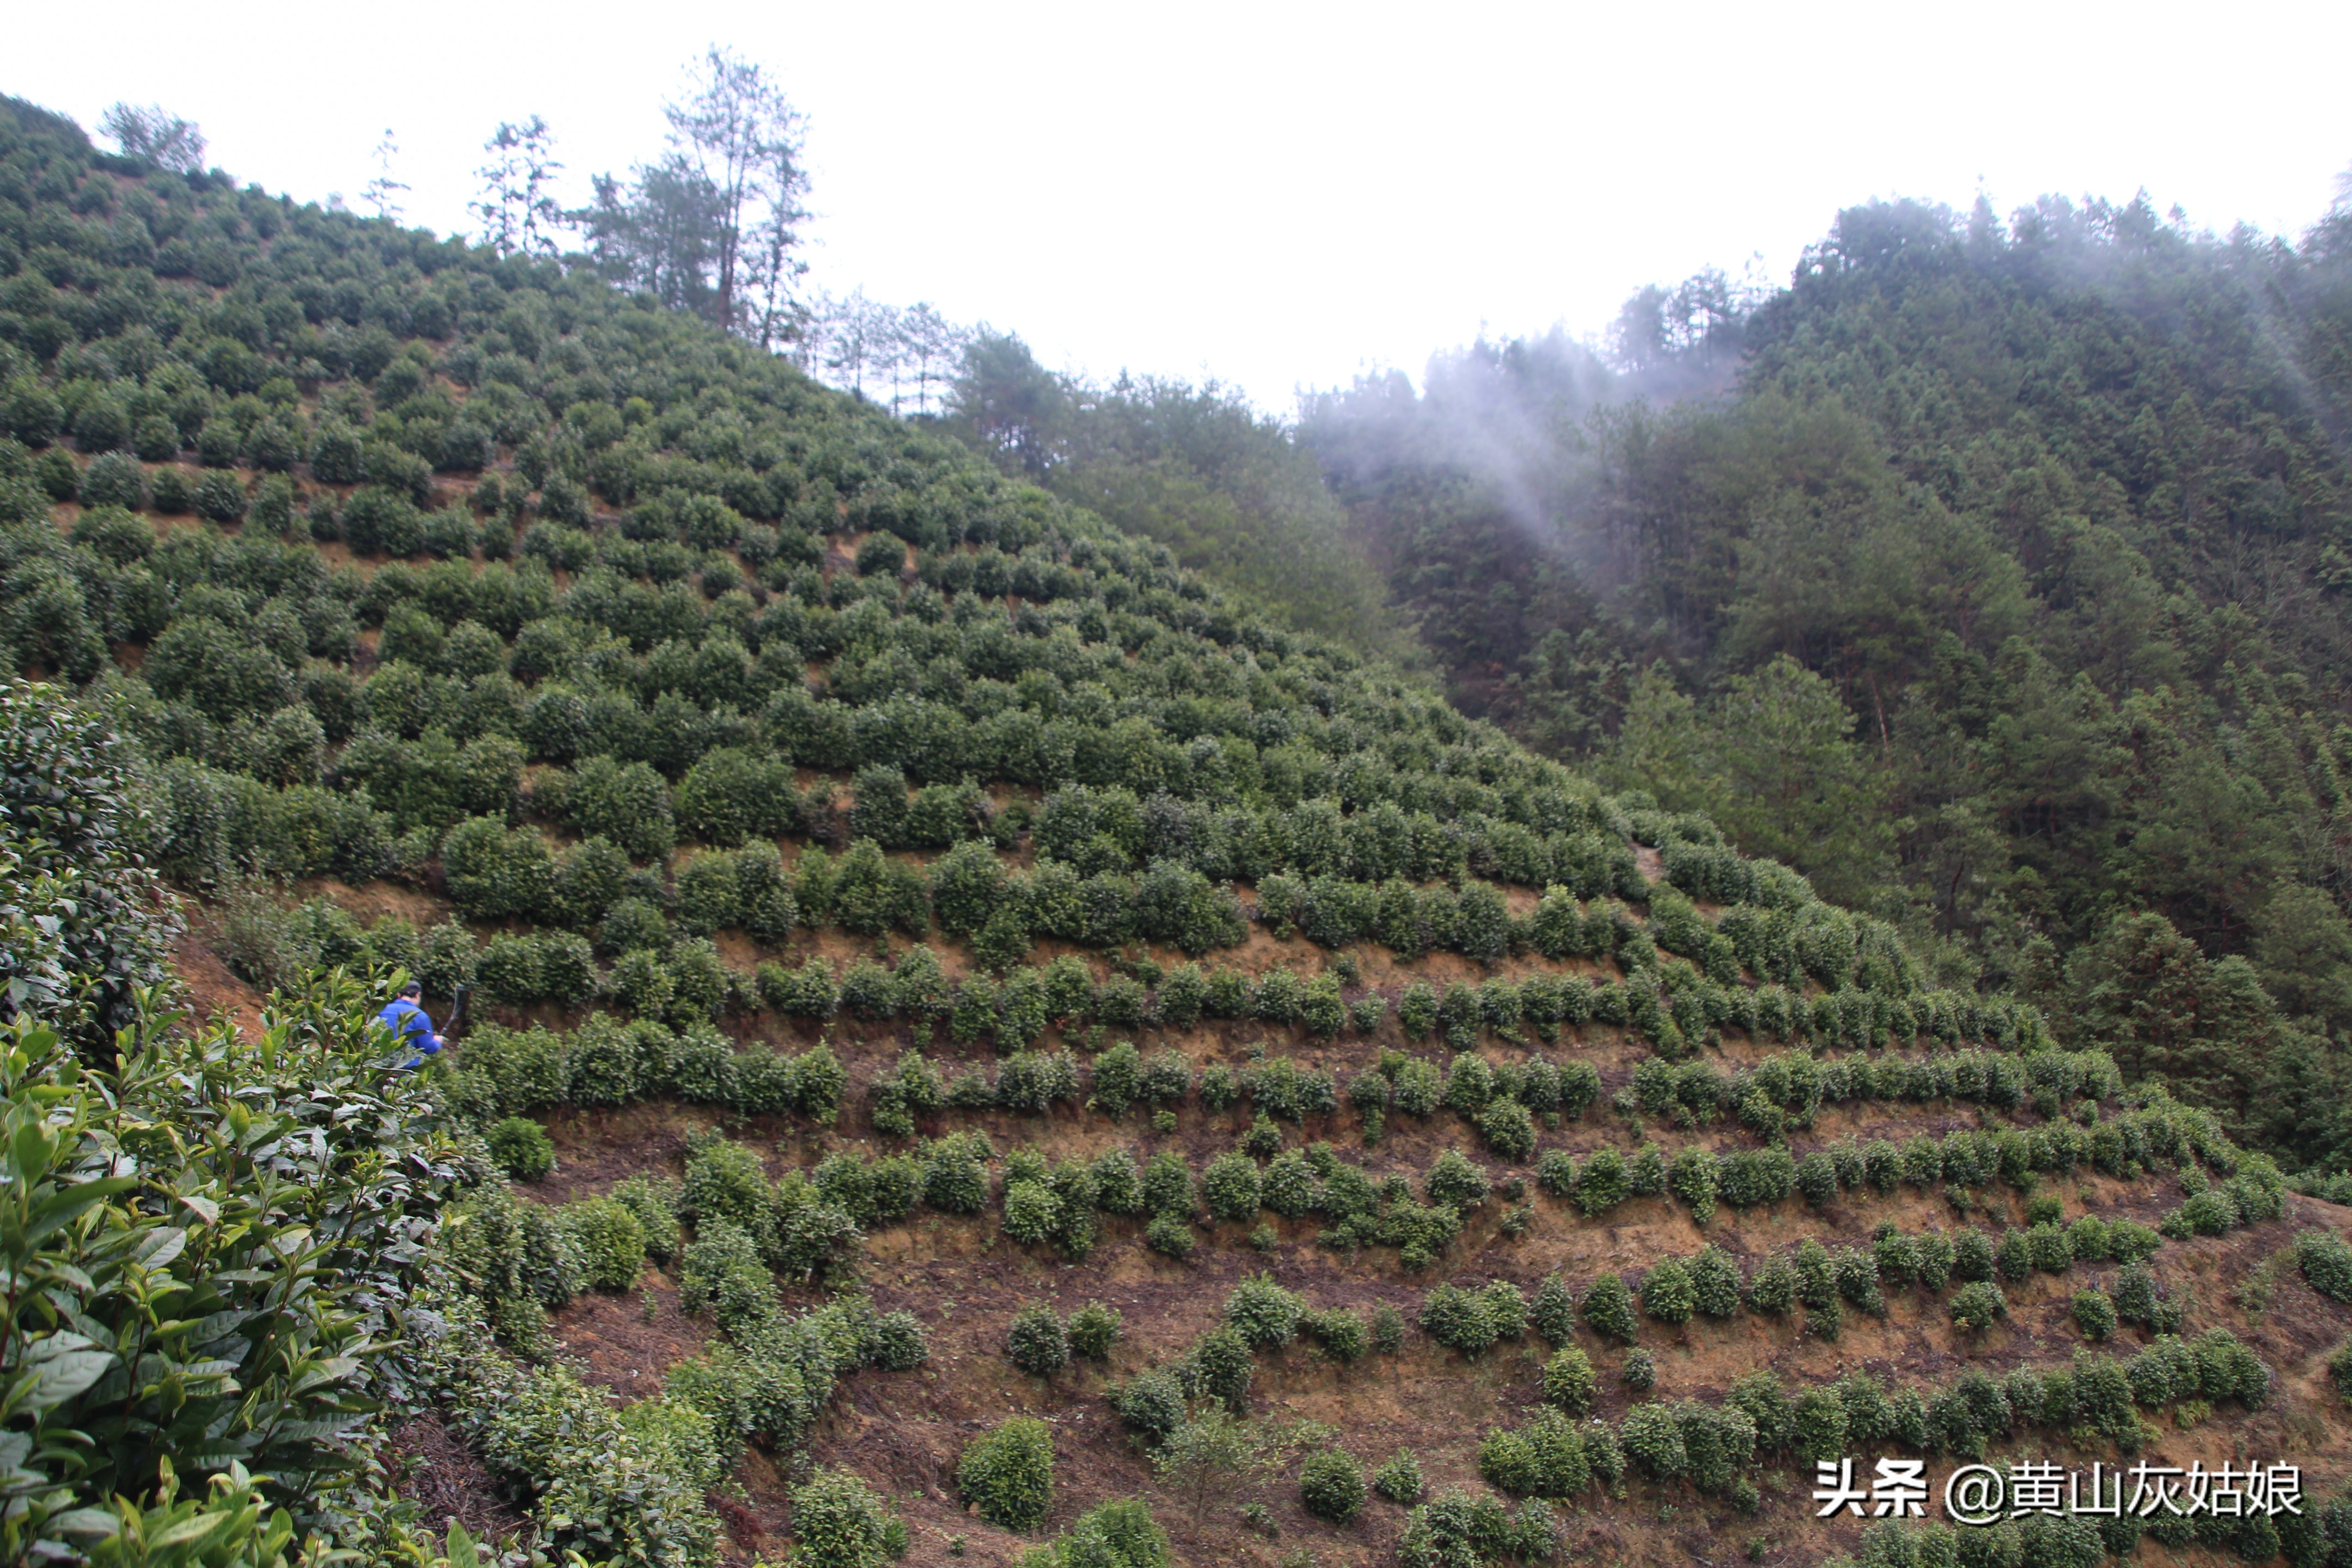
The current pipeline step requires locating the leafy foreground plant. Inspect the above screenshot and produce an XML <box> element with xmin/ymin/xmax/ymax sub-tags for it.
<box><xmin>0</xmin><ymin>679</ymin><xmax>181</xmax><ymax>1052</ymax></box>
<box><xmin>0</xmin><ymin>975</ymin><xmax>466</xmax><ymax>1561</ymax></box>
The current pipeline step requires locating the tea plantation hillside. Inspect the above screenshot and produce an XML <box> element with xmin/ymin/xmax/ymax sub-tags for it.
<box><xmin>10</xmin><ymin>92</ymin><xmax>2352</xmax><ymax>1568</ymax></box>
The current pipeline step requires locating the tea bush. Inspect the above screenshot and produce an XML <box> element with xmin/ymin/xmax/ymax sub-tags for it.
<box><xmin>561</xmin><ymin>1196</ymin><xmax>649</xmax><ymax>1289</ymax></box>
<box><xmin>1007</xmin><ymin>1302</ymin><xmax>1071</xmax><ymax>1377</ymax></box>
<box><xmin>960</xmin><ymin>1416</ymin><xmax>1055</xmax><ymax>1530</ymax></box>
<box><xmin>1225</xmin><ymin>1273</ymin><xmax>1305</xmax><ymax>1349</ymax></box>
<box><xmin>788</xmin><ymin>1467</ymin><xmax>907</xmax><ymax>1568</ymax></box>
<box><xmin>2298</xmin><ymin>1230</ymin><xmax>2352</xmax><ymax>1303</ymax></box>
<box><xmin>1374</xmin><ymin>1448</ymin><xmax>1425</xmax><ymax>1504</ymax></box>
<box><xmin>1581</xmin><ymin>1273</ymin><xmax>1639</xmax><ymax>1343</ymax></box>
<box><xmin>1069</xmin><ymin>1300</ymin><xmax>1124</xmax><ymax>1360</ymax></box>
<box><xmin>1419</xmin><ymin>1282</ymin><xmax>1501</xmax><ymax>1357</ymax></box>
<box><xmin>1542</xmin><ymin>1346</ymin><xmax>1597</xmax><ymax>1414</ymax></box>
<box><xmin>1300</xmin><ymin>1446</ymin><xmax>1367</xmax><ymax>1524</ymax></box>
<box><xmin>488</xmin><ymin>1114</ymin><xmax>556</xmax><ymax>1179</ymax></box>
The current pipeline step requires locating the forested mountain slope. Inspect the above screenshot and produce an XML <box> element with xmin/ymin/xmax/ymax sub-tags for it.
<box><xmin>9</xmin><ymin>91</ymin><xmax>2352</xmax><ymax>1568</ymax></box>
<box><xmin>931</xmin><ymin>332</ymin><xmax>1411</xmax><ymax>662</ymax></box>
<box><xmin>1302</xmin><ymin>195</ymin><xmax>2352</xmax><ymax>1171</ymax></box>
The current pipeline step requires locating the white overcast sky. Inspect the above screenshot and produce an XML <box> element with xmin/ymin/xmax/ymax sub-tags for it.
<box><xmin>13</xmin><ymin>0</ymin><xmax>2352</xmax><ymax>413</ymax></box>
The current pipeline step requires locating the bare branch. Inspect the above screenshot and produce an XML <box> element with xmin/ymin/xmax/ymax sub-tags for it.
<box><xmin>99</xmin><ymin>104</ymin><xmax>206</xmax><ymax>174</ymax></box>
<box><xmin>361</xmin><ymin>128</ymin><xmax>409</xmax><ymax>223</ymax></box>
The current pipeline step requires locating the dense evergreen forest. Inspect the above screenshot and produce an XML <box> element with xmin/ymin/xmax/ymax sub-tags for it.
<box><xmin>10</xmin><ymin>79</ymin><xmax>2352</xmax><ymax>1568</ymax></box>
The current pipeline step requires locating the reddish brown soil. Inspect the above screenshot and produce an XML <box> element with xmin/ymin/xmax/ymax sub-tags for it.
<box><xmin>304</xmin><ymin>877</ymin><xmax>453</xmax><ymax>929</ymax></box>
<box><xmin>383</xmin><ymin>1411</ymin><xmax>528</xmax><ymax>1545</ymax></box>
<box><xmin>166</xmin><ymin>885</ymin><xmax>2352</xmax><ymax>1568</ymax></box>
<box><xmin>547</xmin><ymin>1259</ymin><xmax>706</xmax><ymax>1396</ymax></box>
<box><xmin>528</xmin><ymin>1082</ymin><xmax>2352</xmax><ymax>1568</ymax></box>
<box><xmin>172</xmin><ymin>927</ymin><xmax>266</xmax><ymax>1039</ymax></box>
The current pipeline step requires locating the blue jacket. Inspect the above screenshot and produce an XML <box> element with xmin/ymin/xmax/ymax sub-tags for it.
<box><xmin>378</xmin><ymin>998</ymin><xmax>441</xmax><ymax>1065</ymax></box>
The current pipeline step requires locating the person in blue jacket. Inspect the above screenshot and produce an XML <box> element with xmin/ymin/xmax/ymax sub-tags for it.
<box><xmin>377</xmin><ymin>980</ymin><xmax>444</xmax><ymax>1067</ymax></box>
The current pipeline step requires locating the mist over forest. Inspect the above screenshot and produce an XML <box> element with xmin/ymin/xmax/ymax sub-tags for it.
<box><xmin>966</xmin><ymin>196</ymin><xmax>2352</xmax><ymax>1147</ymax></box>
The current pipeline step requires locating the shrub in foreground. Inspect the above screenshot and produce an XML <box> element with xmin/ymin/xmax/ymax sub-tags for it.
<box><xmin>1300</xmin><ymin>1446</ymin><xmax>1367</xmax><ymax>1524</ymax></box>
<box><xmin>1008</xmin><ymin>1302</ymin><xmax>1071</xmax><ymax>1377</ymax></box>
<box><xmin>1069</xmin><ymin>1300</ymin><xmax>1124</xmax><ymax>1360</ymax></box>
<box><xmin>559</xmin><ymin>1196</ymin><xmax>648</xmax><ymax>1289</ymax></box>
<box><xmin>789</xmin><ymin>1467</ymin><xmax>908</xmax><ymax>1568</ymax></box>
<box><xmin>488</xmin><ymin>1115</ymin><xmax>556</xmax><ymax>1179</ymax></box>
<box><xmin>960</xmin><ymin>1416</ymin><xmax>1054</xmax><ymax>1530</ymax></box>
<box><xmin>1374</xmin><ymin>1449</ymin><xmax>1425</xmax><ymax>1504</ymax></box>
